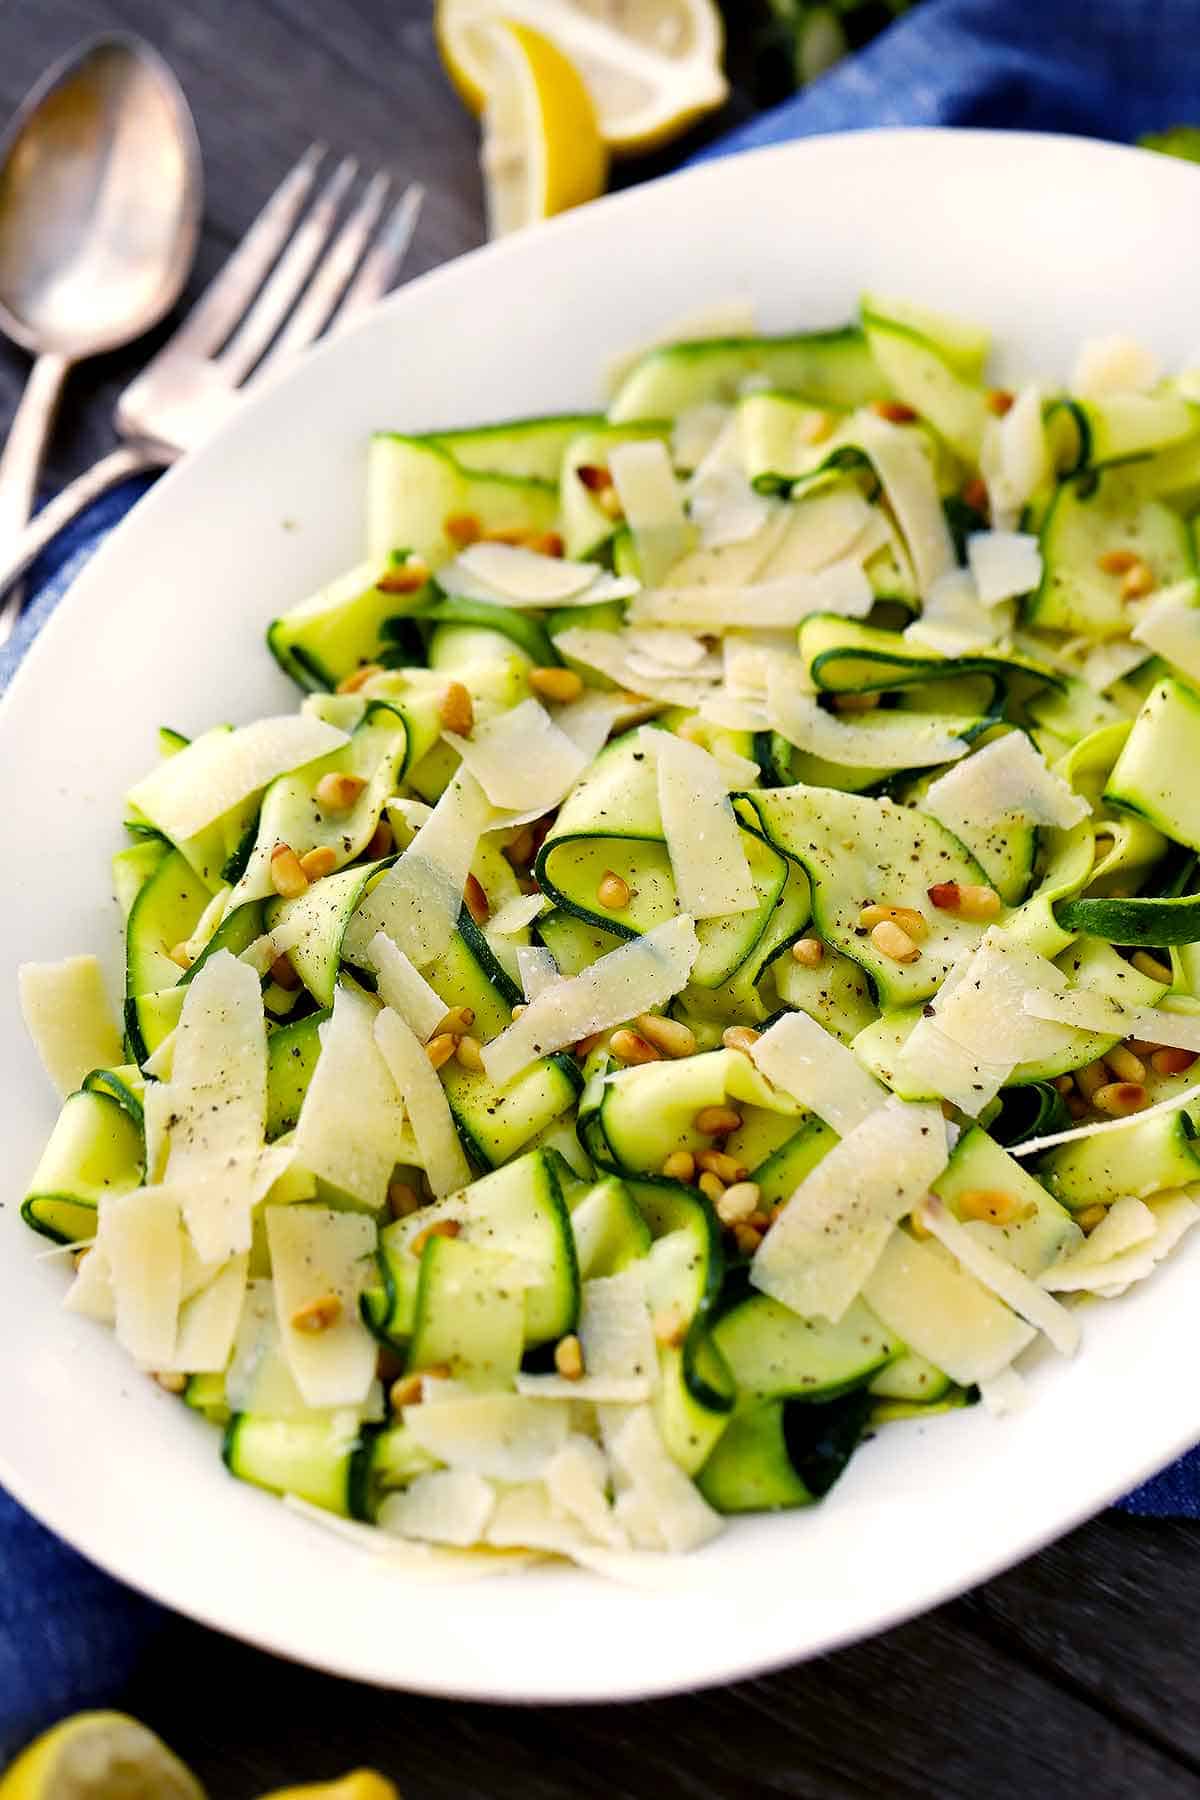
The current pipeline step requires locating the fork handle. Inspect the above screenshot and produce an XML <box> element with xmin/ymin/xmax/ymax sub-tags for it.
<box><xmin>0</xmin><ymin>440</ymin><xmax>169</xmax><ymax>621</ymax></box>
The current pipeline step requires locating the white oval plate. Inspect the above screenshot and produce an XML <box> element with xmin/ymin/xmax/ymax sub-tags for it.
<box><xmin>3</xmin><ymin>128</ymin><xmax>1199</xmax><ymax>1705</ymax></box>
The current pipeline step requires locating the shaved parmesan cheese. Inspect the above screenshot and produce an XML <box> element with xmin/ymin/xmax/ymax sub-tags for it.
<box><xmin>1073</xmin><ymin>333</ymin><xmax>1160</xmax><ymax>396</ymax></box>
<box><xmin>453</xmin><ymin>541</ymin><xmax>601</xmax><ymax>603</ymax></box>
<box><xmin>444</xmin><ymin>699</ymin><xmax>587</xmax><ymax>816</ymax></box>
<box><xmin>103</xmin><ymin>1186</ymin><xmax>182</xmax><ymax>1367</ymax></box>
<box><xmin>978</xmin><ymin>1366</ymin><xmax>1028</xmax><ymax>1416</ymax></box>
<box><xmin>763</xmin><ymin>488</ymin><xmax>877</xmax><ymax>576</ymax></box>
<box><xmin>553</xmin><ymin>627</ymin><xmax>714</xmax><ymax>708</ymax></box>
<box><xmin>628</xmin><ymin>560</ymin><xmax>873</xmax><ymax>632</ymax></box>
<box><xmin>687</xmin><ymin>462</ymin><xmax>775</xmax><ymax>550</ymax></box>
<box><xmin>862</xmin><ymin>1229</ymin><xmax>1036</xmax><ymax>1385</ymax></box>
<box><xmin>165</xmin><ymin>1252</ymin><xmax>248</xmax><ymax>1373</ymax></box>
<box><xmin>374</xmin><ymin>1007</ymin><xmax>472</xmax><ymax>1199</ymax></box>
<box><xmin>485</xmin><ymin>892</ymin><xmax>546</xmax><ymax>939</ymax></box>
<box><xmin>266</xmin><ymin>1205</ymin><xmax>377</xmax><ymax>1408</ymax></box>
<box><xmin>63</xmin><ymin>1241</ymin><xmax>115</xmax><ymax>1323</ymax></box>
<box><xmin>1078</xmin><ymin>638</ymin><xmax>1151</xmax><ymax>692</ymax></box>
<box><xmin>924</xmin><ymin>731</ymin><xmax>1088</xmax><ymax>834</ymax></box>
<box><xmin>403</xmin><ymin>1392</ymin><xmax>571</xmax><ymax>1480</ymax></box>
<box><xmin>855</xmin><ymin>414</ymin><xmax>955</xmax><ymax>595</ymax></box>
<box><xmin>515</xmin><ymin>1374</ymin><xmax>654</xmax><ymax>1403</ymax></box>
<box><xmin>915</xmin><ymin>1196</ymin><xmax>1080</xmax><ymax>1355</ymax></box>
<box><xmin>287</xmin><ymin>1495</ymin><xmax>537</xmax><ymax>1578</ymax></box>
<box><xmin>293</xmin><ymin>982</ymin><xmax>412</xmax><ymax>1209</ymax></box>
<box><xmin>603</xmin><ymin>1405</ymin><xmax>722</xmax><ymax>1554</ymax></box>
<box><xmin>345</xmin><ymin>770</ymin><xmax>494</xmax><ymax>968</ymax></box>
<box><xmin>549</xmin><ymin>689</ymin><xmax>634</xmax><ymax>761</ymax></box>
<box><xmin>1012</xmin><ymin>1079</ymin><xmax>1200</xmax><ymax>1158</ymax></box>
<box><xmin>545</xmin><ymin>1437</ymin><xmax>628</xmax><ymax>1549</ymax></box>
<box><xmin>482</xmin><ymin>916</ymin><xmax>699</xmax><ymax>1088</ymax></box>
<box><xmin>653</xmin><ymin>730</ymin><xmax>757</xmax><ymax>918</ymax></box>
<box><xmin>579</xmin><ymin>1265</ymin><xmax>657</xmax><ymax>1388</ymax></box>
<box><xmin>750</xmin><ymin>1010</ymin><xmax>888</xmax><ymax>1134</ymax></box>
<box><xmin>1131</xmin><ymin>580</ymin><xmax>1200</xmax><ymax>684</ymax></box>
<box><xmin>697</xmin><ymin>691</ymin><xmax>768</xmax><ymax>731</ymax></box>
<box><xmin>610</xmin><ymin>439</ymin><xmax>694</xmax><ymax>585</ymax></box>
<box><xmin>623</xmin><ymin>627</ymin><xmax>712</xmax><ymax>671</ymax></box>
<box><xmin>1022</xmin><ymin>988</ymin><xmax>1200</xmax><ymax>1053</ymax></box>
<box><xmin>904</xmin><ymin>570</ymin><xmax>1004</xmax><ymax>656</ymax></box>
<box><xmin>516</xmin><ymin>944</ymin><xmax>558</xmax><ymax>1002</ymax></box>
<box><xmin>367</xmin><ymin>930</ymin><xmax>446</xmax><ymax>1041</ymax></box>
<box><xmin>19</xmin><ymin>955</ymin><xmax>124</xmax><ymax>1097</ymax></box>
<box><xmin>141</xmin><ymin>1081</ymin><xmax>174</xmax><ymax>1184</ymax></box>
<box><xmin>750</xmin><ymin>1098</ymin><xmax>948</xmax><ymax>1322</ymax></box>
<box><xmin>1080</xmin><ymin>1190</ymin><xmax>1200</xmax><ymax>1296</ymax></box>
<box><xmin>1038</xmin><ymin>1196</ymin><xmax>1157</xmax><ymax>1293</ymax></box>
<box><xmin>127</xmin><ymin>715</ymin><xmax>347</xmax><ymax>843</ymax></box>
<box><xmin>967</xmin><ymin>531</ymin><xmax>1042</xmax><ymax>605</ymax></box>
<box><xmin>981</xmin><ymin>384</ymin><xmax>1048</xmax><ymax>524</ymax></box>
<box><xmin>766</xmin><ymin>667</ymin><xmax>968</xmax><ymax>770</ymax></box>
<box><xmin>378</xmin><ymin>1469</ymin><xmax>496</xmax><ymax>1547</ymax></box>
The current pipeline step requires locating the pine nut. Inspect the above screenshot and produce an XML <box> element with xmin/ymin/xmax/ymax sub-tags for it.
<box><xmin>511</xmin><ymin>1003</ymin><xmax>527</xmax><ymax>1020</ymax></box>
<box><xmin>797</xmin><ymin>409</ymin><xmax>834</xmax><ymax>445</ymax></box>
<box><xmin>505</xmin><ymin>826</ymin><xmax>536</xmax><ymax>868</ymax></box>
<box><xmin>1093</xmin><ymin>1081</ymin><xmax>1148</xmax><ymax>1116</ymax></box>
<box><xmin>871</xmin><ymin>919</ymin><xmax>920</xmax><ymax>962</ymax></box>
<box><xmin>389</xmin><ymin>1374</ymin><xmax>425</xmax><ymax>1410</ymax></box>
<box><xmin>1075</xmin><ymin>1204</ymin><xmax>1108</xmax><ymax>1234</ymax></box>
<box><xmin>314</xmin><ymin>772</ymin><xmax>366</xmax><ymax>812</ymax></box>
<box><xmin>1131</xmin><ymin>950</ymin><xmax>1172</xmax><ymax>984</ymax></box>
<box><xmin>1053</xmin><ymin>1075</ymin><xmax>1075</xmax><ymax>1096</ymax></box>
<box><xmin>444</xmin><ymin>512</ymin><xmax>482</xmax><ymax>547</ymax></box>
<box><xmin>574</xmin><ymin>1030</ymin><xmax>604</xmax><ymax>1058</ymax></box>
<box><xmin>153</xmin><ymin>1371</ymin><xmax>188</xmax><ymax>1394</ymax></box>
<box><xmin>336</xmin><ymin>663</ymin><xmax>383</xmax><ymax>694</ymax></box>
<box><xmin>299</xmin><ymin>845</ymin><xmax>337</xmax><ymax>881</ymax></box>
<box><xmin>439</xmin><ymin>680</ymin><xmax>475</xmax><ymax>737</ymax></box>
<box><xmin>874</xmin><ymin>399</ymin><xmax>918</xmax><ymax>423</ymax></box>
<box><xmin>697</xmin><ymin>1149</ymin><xmax>748</xmax><ymax>1183</ymax></box>
<box><xmin>376</xmin><ymin>561</ymin><xmax>430</xmax><ymax>594</ymax></box>
<box><xmin>634</xmin><ymin>1012</ymin><xmax>696</xmax><ymax>1058</ymax></box>
<box><xmin>1074</xmin><ymin>1059</ymin><xmax>1109</xmax><ymax>1102</ymax></box>
<box><xmin>528</xmin><ymin>666</ymin><xmax>584</xmax><ymax>704</ymax></box>
<box><xmin>554</xmin><ymin>1334</ymin><xmax>585</xmax><ymax>1380</ymax></box>
<box><xmin>528</xmin><ymin>531</ymin><xmax>566</xmax><ymax>558</ymax></box>
<box><xmin>1104</xmin><ymin>1045</ymin><xmax>1146</xmax><ymax>1084</ymax></box>
<box><xmin>388</xmin><ymin>1181</ymin><xmax>421</xmax><ymax>1219</ymax></box>
<box><xmin>270</xmin><ymin>953</ymin><xmax>301</xmax><ymax>991</ymax></box>
<box><xmin>609</xmin><ymin>1028</ymin><xmax>661</xmax><ymax>1065</ymax></box>
<box><xmin>961</xmin><ymin>476</ymin><xmax>990</xmax><ymax>515</ymax></box>
<box><xmin>694</xmin><ymin>1105</ymin><xmax>742</xmax><ymax>1137</ymax></box>
<box><xmin>1152</xmin><ymin>1046</ymin><xmax>1198</xmax><ymax>1076</ymax></box>
<box><xmin>270</xmin><ymin>843</ymin><xmax>309</xmax><ymax>899</ymax></box>
<box><xmin>168</xmin><ymin>941</ymin><xmax>193</xmax><ymax>970</ymax></box>
<box><xmin>1097</xmin><ymin>547</ymin><xmax>1138</xmax><ymax>575</ymax></box>
<box><xmin>987</xmin><ymin>389</ymin><xmax>1015</xmax><ymax>416</ymax></box>
<box><xmin>653</xmin><ymin>1305</ymin><xmax>687</xmax><ymax>1348</ymax></box>
<box><xmin>597</xmin><ymin>870</ymin><xmax>630</xmax><ymax>910</ymax></box>
<box><xmin>291</xmin><ymin>1292</ymin><xmax>342</xmax><ymax>1334</ymax></box>
<box><xmin>366</xmin><ymin>820</ymin><xmax>394</xmax><ymax>859</ymax></box>
<box><xmin>425</xmin><ymin>1033</ymin><xmax>457</xmax><ymax>1070</ymax></box>
<box><xmin>716</xmin><ymin>1180</ymin><xmax>761</xmax><ymax>1225</ymax></box>
<box><xmin>434</xmin><ymin>1005</ymin><xmax>476</xmax><ymax>1037</ymax></box>
<box><xmin>1065</xmin><ymin>1095</ymin><xmax>1088</xmax><ymax>1119</ymax></box>
<box><xmin>927</xmin><ymin>882</ymin><xmax>961</xmax><ymax>912</ymax></box>
<box><xmin>455</xmin><ymin>1034</ymin><xmax>485</xmax><ymax>1072</ymax></box>
<box><xmin>830</xmin><ymin>692</ymin><xmax>881</xmax><ymax>713</ymax></box>
<box><xmin>722</xmin><ymin>1026</ymin><xmax>760</xmax><ymax>1054</ymax></box>
<box><xmin>859</xmin><ymin>903</ymin><xmax>929</xmax><ymax>940</ymax></box>
<box><xmin>791</xmin><ymin>937</ymin><xmax>824</xmax><ymax>968</ymax></box>
<box><xmin>661</xmin><ymin>1150</ymin><xmax>696</xmax><ymax>1182</ymax></box>
<box><xmin>464</xmin><ymin>873</ymin><xmax>489</xmax><ymax>924</ymax></box>
<box><xmin>697</xmin><ymin>1171</ymin><xmax>726</xmax><ymax>1204</ymax></box>
<box><xmin>958</xmin><ymin>1188</ymin><xmax>1022</xmax><ymax>1226</ymax></box>
<box><xmin>1120</xmin><ymin>561</ymin><xmax>1154</xmax><ymax>600</ymax></box>
<box><xmin>733</xmin><ymin>1223</ymin><xmax>763</xmax><ymax>1257</ymax></box>
<box><xmin>410</xmin><ymin>1219</ymin><xmax>461</xmax><ymax>1257</ymax></box>
<box><xmin>575</xmin><ymin>464</ymin><xmax>612</xmax><ymax>492</ymax></box>
<box><xmin>909</xmin><ymin>1207</ymin><xmax>933</xmax><ymax>1240</ymax></box>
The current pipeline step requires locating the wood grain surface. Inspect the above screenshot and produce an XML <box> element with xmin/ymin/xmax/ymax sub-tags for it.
<box><xmin>2</xmin><ymin>5</ymin><xmax>1198</xmax><ymax>1795</ymax></box>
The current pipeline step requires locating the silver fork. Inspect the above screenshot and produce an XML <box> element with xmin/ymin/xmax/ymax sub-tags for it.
<box><xmin>0</xmin><ymin>146</ymin><xmax>422</xmax><ymax>630</ymax></box>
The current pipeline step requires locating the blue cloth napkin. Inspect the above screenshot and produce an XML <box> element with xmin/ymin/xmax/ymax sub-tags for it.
<box><xmin>4</xmin><ymin>0</ymin><xmax>1200</xmax><ymax>1756</ymax></box>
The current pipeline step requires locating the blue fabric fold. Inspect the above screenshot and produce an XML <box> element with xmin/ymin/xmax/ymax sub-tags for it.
<box><xmin>3</xmin><ymin>0</ymin><xmax>1199</xmax><ymax>1752</ymax></box>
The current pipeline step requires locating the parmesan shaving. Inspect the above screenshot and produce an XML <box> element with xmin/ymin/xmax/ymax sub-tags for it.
<box><xmin>344</xmin><ymin>769</ymin><xmax>494</xmax><ymax>968</ymax></box>
<box><xmin>481</xmin><ymin>915</ymin><xmax>700</xmax><ymax>1087</ymax></box>
<box><xmin>652</xmin><ymin>730</ymin><xmax>758</xmax><ymax>919</ymax></box>
<box><xmin>1078</xmin><ymin>638</ymin><xmax>1151</xmax><ymax>693</ymax></box>
<box><xmin>164</xmin><ymin>1252</ymin><xmax>249</xmax><ymax>1373</ymax></box>
<box><xmin>19</xmin><ymin>955</ymin><xmax>124</xmax><ymax>1097</ymax></box>
<box><xmin>766</xmin><ymin>667</ymin><xmax>968</xmax><ymax>770</ymax></box>
<box><xmin>978</xmin><ymin>1367</ymin><xmax>1029</xmax><ymax>1416</ymax></box>
<box><xmin>403</xmin><ymin>1392</ymin><xmax>571</xmax><ymax>1481</ymax></box>
<box><xmin>126</xmin><ymin>715</ymin><xmax>348</xmax><ymax>842</ymax></box>
<box><xmin>293</xmin><ymin>982</ymin><xmax>412</xmax><ymax>1209</ymax></box>
<box><xmin>449</xmin><ymin>541</ymin><xmax>601</xmax><ymax>604</ymax></box>
<box><xmin>762</xmin><ymin>488</ymin><xmax>877</xmax><ymax>576</ymax></box>
<box><xmin>904</xmin><ymin>568</ymin><xmax>1007</xmax><ymax>656</ymax></box>
<box><xmin>485</xmin><ymin>892</ymin><xmax>547</xmax><ymax>937</ymax></box>
<box><xmin>1038</xmin><ymin>1195</ymin><xmax>1157</xmax><ymax>1292</ymax></box>
<box><xmin>915</xmin><ymin>1196</ymin><xmax>1081</xmax><ymax>1355</ymax></box>
<box><xmin>516</xmin><ymin>944</ymin><xmax>559</xmax><ymax>1002</ymax></box>
<box><xmin>923</xmin><ymin>731</ymin><xmax>1089</xmax><ymax>833</ymax></box>
<box><xmin>545</xmin><ymin>1437</ymin><xmax>628</xmax><ymax>1550</ymax></box>
<box><xmin>967</xmin><ymin>531</ymin><xmax>1043</xmax><ymax>605</ymax></box>
<box><xmin>374</xmin><ymin>1006</ymin><xmax>473</xmax><ymax>1198</ymax></box>
<box><xmin>266</xmin><ymin>1205</ymin><xmax>377</xmax><ymax>1408</ymax></box>
<box><xmin>1072</xmin><ymin>1190</ymin><xmax>1200</xmax><ymax>1296</ymax></box>
<box><xmin>367</xmin><ymin>930</ymin><xmax>447</xmax><ymax>1041</ymax></box>
<box><xmin>102</xmin><ymin>1186</ymin><xmax>183</xmax><ymax>1367</ymax></box>
<box><xmin>602</xmin><ymin>1405</ymin><xmax>722</xmax><ymax>1554</ymax></box>
<box><xmin>627</xmin><ymin>559</ymin><xmax>873</xmax><ymax>631</ymax></box>
<box><xmin>854</xmin><ymin>413</ymin><xmax>955</xmax><ymax>595</ymax></box>
<box><xmin>578</xmin><ymin>1265</ymin><xmax>658</xmax><ymax>1388</ymax></box>
<box><xmin>687</xmin><ymin>462</ymin><xmax>775</xmax><ymax>550</ymax></box>
<box><xmin>980</xmin><ymin>384</ymin><xmax>1048</xmax><ymax>525</ymax></box>
<box><xmin>550</xmin><ymin>689</ymin><xmax>636</xmax><ymax>762</ymax></box>
<box><xmin>862</xmin><ymin>1230</ymin><xmax>1036</xmax><ymax>1385</ymax></box>
<box><xmin>1021</xmin><ymin>988</ymin><xmax>1200</xmax><ymax>1053</ymax></box>
<box><xmin>1011</xmin><ymin>1079</ymin><xmax>1200</xmax><ymax>1157</ymax></box>
<box><xmin>749</xmin><ymin>1010</ymin><xmax>888</xmax><ymax>1135</ymax></box>
<box><xmin>445</xmin><ymin>699</ymin><xmax>587</xmax><ymax>815</ymax></box>
<box><xmin>609</xmin><ymin>439</ymin><xmax>694</xmax><ymax>585</ymax></box>
<box><xmin>552</xmin><ymin>627</ymin><xmax>714</xmax><ymax>707</ymax></box>
<box><xmin>1131</xmin><ymin>580</ymin><xmax>1200</xmax><ymax>684</ymax></box>
<box><xmin>378</xmin><ymin>1470</ymin><xmax>496</xmax><ymax>1547</ymax></box>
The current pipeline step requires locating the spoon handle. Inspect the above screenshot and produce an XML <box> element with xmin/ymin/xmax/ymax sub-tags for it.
<box><xmin>0</xmin><ymin>439</ymin><xmax>168</xmax><ymax>640</ymax></box>
<box><xmin>0</xmin><ymin>351</ymin><xmax>69</xmax><ymax>645</ymax></box>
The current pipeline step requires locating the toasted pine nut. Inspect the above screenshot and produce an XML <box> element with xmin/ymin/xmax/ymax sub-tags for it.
<box><xmin>270</xmin><ymin>842</ymin><xmax>309</xmax><ymax>899</ymax></box>
<box><xmin>791</xmin><ymin>937</ymin><xmax>824</xmax><ymax>968</ymax></box>
<box><xmin>597</xmin><ymin>870</ymin><xmax>631</xmax><ymax>911</ymax></box>
<box><xmin>455</xmin><ymin>1034</ymin><xmax>485</xmax><ymax>1072</ymax></box>
<box><xmin>635</xmin><ymin>1012</ymin><xmax>696</xmax><ymax>1058</ymax></box>
<box><xmin>576</xmin><ymin>463</ymin><xmax>612</xmax><ymax>492</ymax></box>
<box><xmin>927</xmin><ymin>881</ymin><xmax>961</xmax><ymax>912</ymax></box>
<box><xmin>1074</xmin><ymin>1059</ymin><xmax>1108</xmax><ymax>1102</ymax></box>
<box><xmin>1120</xmin><ymin>561</ymin><xmax>1154</xmax><ymax>600</ymax></box>
<box><xmin>859</xmin><ymin>903</ymin><xmax>929</xmax><ymax>940</ymax></box>
<box><xmin>269</xmin><ymin>952</ymin><xmax>301</xmax><ymax>991</ymax></box>
<box><xmin>958</xmin><ymin>1189</ymin><xmax>1022</xmax><ymax>1226</ymax></box>
<box><xmin>389</xmin><ymin>1374</ymin><xmax>425</xmax><ymax>1410</ymax></box>
<box><xmin>1093</xmin><ymin>1081</ymin><xmax>1148</xmax><ymax>1116</ymax></box>
<box><xmin>732</xmin><ymin>1223</ymin><xmax>764</xmax><ymax>1257</ymax></box>
<box><xmin>928</xmin><ymin>880</ymin><xmax>1001</xmax><ymax>920</ymax></box>
<box><xmin>1104</xmin><ymin>1045</ymin><xmax>1146</xmax><ymax>1084</ymax></box>
<box><xmin>661</xmin><ymin>1150</ymin><xmax>696</xmax><ymax>1182</ymax></box>
<box><xmin>716</xmin><ymin>1180</ymin><xmax>761</xmax><ymax>1226</ymax></box>
<box><xmin>871</xmin><ymin>919</ymin><xmax>920</xmax><ymax>962</ymax></box>
<box><xmin>388</xmin><ymin>1180</ymin><xmax>421</xmax><ymax>1219</ymax></box>
<box><xmin>376</xmin><ymin>562</ymin><xmax>430</xmax><ymax>594</ymax></box>
<box><xmin>153</xmin><ymin>1371</ymin><xmax>188</xmax><ymax>1394</ymax></box>
<box><xmin>367</xmin><ymin>820</ymin><xmax>394</xmax><ymax>859</ymax></box>
<box><xmin>434</xmin><ymin>1005</ymin><xmax>476</xmax><ymax>1037</ymax></box>
<box><xmin>168</xmin><ymin>941</ymin><xmax>193</xmax><ymax>971</ymax></box>
<box><xmin>609</xmin><ymin>1028</ymin><xmax>661</xmax><ymax>1065</ymax></box>
<box><xmin>528</xmin><ymin>530</ymin><xmax>566</xmax><ymax>558</ymax></box>
<box><xmin>336</xmin><ymin>663</ymin><xmax>383</xmax><ymax>694</ymax></box>
<box><xmin>722</xmin><ymin>1026</ymin><xmax>761</xmax><ymax>1055</ymax></box>
<box><xmin>1097</xmin><ymin>547</ymin><xmax>1139</xmax><ymax>575</ymax></box>
<box><xmin>653</xmin><ymin>1305</ymin><xmax>687</xmax><ymax>1348</ymax></box>
<box><xmin>439</xmin><ymin>680</ymin><xmax>475</xmax><ymax>737</ymax></box>
<box><xmin>410</xmin><ymin>1218</ymin><xmax>461</xmax><ymax>1257</ymax></box>
<box><xmin>464</xmin><ymin>873</ymin><xmax>490</xmax><ymax>924</ymax></box>
<box><xmin>1053</xmin><ymin>1075</ymin><xmax>1076</xmax><ymax>1096</ymax></box>
<box><xmin>830</xmin><ymin>691</ymin><xmax>881</xmax><ymax>714</ymax></box>
<box><xmin>574</xmin><ymin>1030</ymin><xmax>604</xmax><ymax>1058</ymax></box>
<box><xmin>874</xmin><ymin>399</ymin><xmax>918</xmax><ymax>424</ymax></box>
<box><xmin>1065</xmin><ymin>1095</ymin><xmax>1089</xmax><ymax>1119</ymax></box>
<box><xmin>697</xmin><ymin>1171</ymin><xmax>726</xmax><ymax>1204</ymax></box>
<box><xmin>528</xmin><ymin>666</ymin><xmax>584</xmax><ymax>704</ymax></box>
<box><xmin>1131</xmin><ymin>950</ymin><xmax>1172</xmax><ymax>984</ymax></box>
<box><xmin>315</xmin><ymin>771</ymin><xmax>367</xmax><ymax>812</ymax></box>
<box><xmin>694</xmin><ymin>1105</ymin><xmax>742</xmax><ymax>1137</ymax></box>
<box><xmin>987</xmin><ymin>388</ymin><xmax>1015</xmax><ymax>416</ymax></box>
<box><xmin>505</xmin><ymin>826</ymin><xmax>536</xmax><ymax>868</ymax></box>
<box><xmin>425</xmin><ymin>1033</ymin><xmax>457</xmax><ymax>1071</ymax></box>
<box><xmin>444</xmin><ymin>512</ymin><xmax>481</xmax><ymax>547</ymax></box>
<box><xmin>299</xmin><ymin>845</ymin><xmax>337</xmax><ymax>881</ymax></box>
<box><xmin>961</xmin><ymin>476</ymin><xmax>990</xmax><ymax>515</ymax></box>
<box><xmin>596</xmin><ymin>487</ymin><xmax>624</xmax><ymax>520</ymax></box>
<box><xmin>291</xmin><ymin>1292</ymin><xmax>342</xmax><ymax>1334</ymax></box>
<box><xmin>1152</xmin><ymin>1046</ymin><xmax>1198</xmax><ymax>1076</ymax></box>
<box><xmin>1075</xmin><ymin>1204</ymin><xmax>1108</xmax><ymax>1234</ymax></box>
<box><xmin>797</xmin><ymin>409</ymin><xmax>834</xmax><ymax>445</ymax></box>
<box><xmin>554</xmin><ymin>1334</ymin><xmax>585</xmax><ymax>1381</ymax></box>
<box><xmin>697</xmin><ymin>1149</ymin><xmax>748</xmax><ymax>1184</ymax></box>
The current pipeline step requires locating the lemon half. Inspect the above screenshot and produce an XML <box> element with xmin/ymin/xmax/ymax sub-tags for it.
<box><xmin>0</xmin><ymin>1712</ymin><xmax>204</xmax><ymax>1800</ymax></box>
<box><xmin>479</xmin><ymin>20</ymin><xmax>608</xmax><ymax>236</ymax></box>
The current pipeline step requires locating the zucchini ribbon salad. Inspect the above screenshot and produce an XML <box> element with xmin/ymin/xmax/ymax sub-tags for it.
<box><xmin>19</xmin><ymin>295</ymin><xmax>1200</xmax><ymax>1570</ymax></box>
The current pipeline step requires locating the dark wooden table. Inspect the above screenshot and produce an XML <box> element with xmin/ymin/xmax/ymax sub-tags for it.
<box><xmin>3</xmin><ymin>6</ymin><xmax>1199</xmax><ymax>1796</ymax></box>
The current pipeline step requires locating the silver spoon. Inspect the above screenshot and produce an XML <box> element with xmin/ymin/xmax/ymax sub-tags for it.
<box><xmin>0</xmin><ymin>34</ymin><xmax>202</xmax><ymax>643</ymax></box>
